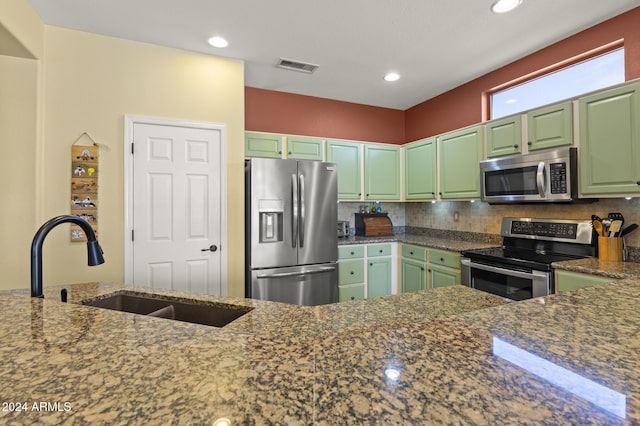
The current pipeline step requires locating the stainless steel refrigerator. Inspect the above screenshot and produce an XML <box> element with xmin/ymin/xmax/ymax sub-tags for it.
<box><xmin>245</xmin><ymin>158</ymin><xmax>338</xmax><ymax>306</ymax></box>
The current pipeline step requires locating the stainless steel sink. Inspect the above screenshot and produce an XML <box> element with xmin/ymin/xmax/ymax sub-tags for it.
<box><xmin>82</xmin><ymin>292</ymin><xmax>252</xmax><ymax>327</ymax></box>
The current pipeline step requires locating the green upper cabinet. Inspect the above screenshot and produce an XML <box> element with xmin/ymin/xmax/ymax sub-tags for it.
<box><xmin>286</xmin><ymin>136</ymin><xmax>323</xmax><ymax>160</ymax></box>
<box><xmin>438</xmin><ymin>125</ymin><xmax>483</xmax><ymax>199</ymax></box>
<box><xmin>579</xmin><ymin>81</ymin><xmax>640</xmax><ymax>196</ymax></box>
<box><xmin>244</xmin><ymin>132</ymin><xmax>283</xmax><ymax>158</ymax></box>
<box><xmin>327</xmin><ymin>140</ymin><xmax>362</xmax><ymax>200</ymax></box>
<box><xmin>486</xmin><ymin>115</ymin><xmax>522</xmax><ymax>158</ymax></box>
<box><xmin>526</xmin><ymin>101</ymin><xmax>573</xmax><ymax>151</ymax></box>
<box><xmin>364</xmin><ymin>144</ymin><xmax>400</xmax><ymax>200</ymax></box>
<box><xmin>404</xmin><ymin>138</ymin><xmax>437</xmax><ymax>200</ymax></box>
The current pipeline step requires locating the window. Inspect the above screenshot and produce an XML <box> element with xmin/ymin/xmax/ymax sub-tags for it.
<box><xmin>491</xmin><ymin>48</ymin><xmax>625</xmax><ymax>119</ymax></box>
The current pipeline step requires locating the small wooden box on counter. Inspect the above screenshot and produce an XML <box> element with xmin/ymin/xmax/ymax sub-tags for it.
<box><xmin>354</xmin><ymin>213</ymin><xmax>393</xmax><ymax>236</ymax></box>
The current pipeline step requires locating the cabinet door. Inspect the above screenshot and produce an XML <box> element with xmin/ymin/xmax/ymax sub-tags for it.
<box><xmin>339</xmin><ymin>283</ymin><xmax>365</xmax><ymax>302</ymax></box>
<box><xmin>527</xmin><ymin>101</ymin><xmax>573</xmax><ymax>151</ymax></box>
<box><xmin>338</xmin><ymin>259</ymin><xmax>365</xmax><ymax>285</ymax></box>
<box><xmin>486</xmin><ymin>115</ymin><xmax>522</xmax><ymax>158</ymax></box>
<box><xmin>405</xmin><ymin>138</ymin><xmax>437</xmax><ymax>200</ymax></box>
<box><xmin>287</xmin><ymin>136</ymin><xmax>323</xmax><ymax>160</ymax></box>
<box><xmin>579</xmin><ymin>82</ymin><xmax>640</xmax><ymax>195</ymax></box>
<box><xmin>555</xmin><ymin>270</ymin><xmax>611</xmax><ymax>292</ymax></box>
<box><xmin>401</xmin><ymin>258</ymin><xmax>426</xmax><ymax>293</ymax></box>
<box><xmin>245</xmin><ymin>132</ymin><xmax>282</xmax><ymax>158</ymax></box>
<box><xmin>438</xmin><ymin>125</ymin><xmax>483</xmax><ymax>199</ymax></box>
<box><xmin>327</xmin><ymin>140</ymin><xmax>362</xmax><ymax>200</ymax></box>
<box><xmin>364</xmin><ymin>144</ymin><xmax>400</xmax><ymax>200</ymax></box>
<box><xmin>429</xmin><ymin>264</ymin><xmax>460</xmax><ymax>289</ymax></box>
<box><xmin>367</xmin><ymin>257</ymin><xmax>392</xmax><ymax>298</ymax></box>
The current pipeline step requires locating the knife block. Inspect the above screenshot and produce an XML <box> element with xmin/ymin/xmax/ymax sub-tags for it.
<box><xmin>598</xmin><ymin>236</ymin><xmax>623</xmax><ymax>261</ymax></box>
<box><xmin>354</xmin><ymin>213</ymin><xmax>393</xmax><ymax>236</ymax></box>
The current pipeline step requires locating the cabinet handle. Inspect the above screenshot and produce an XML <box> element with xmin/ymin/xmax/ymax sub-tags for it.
<box><xmin>428</xmin><ymin>269</ymin><xmax>431</xmax><ymax>272</ymax></box>
<box><xmin>410</xmin><ymin>251</ymin><xmax>414</xmax><ymax>255</ymax></box>
<box><xmin>369</xmin><ymin>263</ymin><xmax>373</xmax><ymax>266</ymax></box>
<box><xmin>350</xmin><ymin>271</ymin><xmax>354</xmax><ymax>275</ymax></box>
<box><xmin>637</xmin><ymin>180</ymin><xmax>640</xmax><ymax>186</ymax></box>
<box><xmin>379</xmin><ymin>249</ymin><xmax>383</xmax><ymax>253</ymax></box>
<box><xmin>350</xmin><ymin>251</ymin><xmax>355</xmax><ymax>255</ymax></box>
<box><xmin>350</xmin><ymin>296</ymin><xmax>355</xmax><ymax>300</ymax></box>
<box><xmin>421</xmin><ymin>267</ymin><xmax>424</xmax><ymax>271</ymax></box>
<box><xmin>440</xmin><ymin>257</ymin><xmax>444</xmax><ymax>262</ymax></box>
<box><xmin>358</xmin><ymin>192</ymin><xmax>362</xmax><ymax>196</ymax></box>
<box><xmin>513</xmin><ymin>144</ymin><xmax>518</xmax><ymax>149</ymax></box>
<box><xmin>527</xmin><ymin>141</ymin><xmax>532</xmax><ymax>146</ymax></box>
<box><xmin>288</xmin><ymin>151</ymin><xmax>292</xmax><ymax>155</ymax></box>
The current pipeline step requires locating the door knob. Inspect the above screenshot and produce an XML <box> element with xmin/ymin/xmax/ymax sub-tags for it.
<box><xmin>201</xmin><ymin>245</ymin><xmax>218</xmax><ymax>252</ymax></box>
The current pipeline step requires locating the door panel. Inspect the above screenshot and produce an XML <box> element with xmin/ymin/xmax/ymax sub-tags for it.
<box><xmin>248</xmin><ymin>158</ymin><xmax>298</xmax><ymax>268</ymax></box>
<box><xmin>132</xmin><ymin>122</ymin><xmax>222</xmax><ymax>294</ymax></box>
<box><xmin>297</xmin><ymin>160</ymin><xmax>338</xmax><ymax>265</ymax></box>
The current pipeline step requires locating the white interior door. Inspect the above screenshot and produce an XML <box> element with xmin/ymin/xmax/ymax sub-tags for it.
<box><xmin>128</xmin><ymin>119</ymin><xmax>225</xmax><ymax>294</ymax></box>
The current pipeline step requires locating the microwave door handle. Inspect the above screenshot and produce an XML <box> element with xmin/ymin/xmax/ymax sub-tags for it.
<box><xmin>291</xmin><ymin>173</ymin><xmax>298</xmax><ymax>248</ymax></box>
<box><xmin>536</xmin><ymin>162</ymin><xmax>546</xmax><ymax>198</ymax></box>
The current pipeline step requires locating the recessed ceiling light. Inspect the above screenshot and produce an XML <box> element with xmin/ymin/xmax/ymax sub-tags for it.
<box><xmin>491</xmin><ymin>0</ymin><xmax>522</xmax><ymax>14</ymax></box>
<box><xmin>384</xmin><ymin>72</ymin><xmax>400</xmax><ymax>82</ymax></box>
<box><xmin>207</xmin><ymin>36</ymin><xmax>229</xmax><ymax>48</ymax></box>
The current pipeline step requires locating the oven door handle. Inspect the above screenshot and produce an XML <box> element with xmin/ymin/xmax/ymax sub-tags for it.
<box><xmin>461</xmin><ymin>258</ymin><xmax>547</xmax><ymax>280</ymax></box>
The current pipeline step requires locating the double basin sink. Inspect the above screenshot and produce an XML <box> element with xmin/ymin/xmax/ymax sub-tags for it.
<box><xmin>82</xmin><ymin>292</ymin><xmax>253</xmax><ymax>327</ymax></box>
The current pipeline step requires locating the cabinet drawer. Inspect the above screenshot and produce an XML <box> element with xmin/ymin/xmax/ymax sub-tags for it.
<box><xmin>429</xmin><ymin>249</ymin><xmax>460</xmax><ymax>269</ymax></box>
<box><xmin>338</xmin><ymin>245</ymin><xmax>365</xmax><ymax>259</ymax></box>
<box><xmin>401</xmin><ymin>244</ymin><xmax>427</xmax><ymax>262</ymax></box>
<box><xmin>339</xmin><ymin>284</ymin><xmax>365</xmax><ymax>302</ymax></box>
<box><xmin>338</xmin><ymin>259</ymin><xmax>365</xmax><ymax>284</ymax></box>
<box><xmin>367</xmin><ymin>244</ymin><xmax>392</xmax><ymax>257</ymax></box>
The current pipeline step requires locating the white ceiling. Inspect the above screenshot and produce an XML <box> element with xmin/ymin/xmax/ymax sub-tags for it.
<box><xmin>27</xmin><ymin>0</ymin><xmax>640</xmax><ymax>110</ymax></box>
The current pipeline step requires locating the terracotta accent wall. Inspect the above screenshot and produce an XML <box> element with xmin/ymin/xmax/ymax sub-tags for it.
<box><xmin>245</xmin><ymin>87</ymin><xmax>405</xmax><ymax>144</ymax></box>
<box><xmin>405</xmin><ymin>6</ymin><xmax>640</xmax><ymax>142</ymax></box>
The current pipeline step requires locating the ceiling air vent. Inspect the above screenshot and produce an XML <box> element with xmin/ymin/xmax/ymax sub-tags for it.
<box><xmin>276</xmin><ymin>58</ymin><xmax>319</xmax><ymax>74</ymax></box>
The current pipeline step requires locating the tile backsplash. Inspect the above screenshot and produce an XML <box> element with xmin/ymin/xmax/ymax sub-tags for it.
<box><xmin>338</xmin><ymin>198</ymin><xmax>640</xmax><ymax>248</ymax></box>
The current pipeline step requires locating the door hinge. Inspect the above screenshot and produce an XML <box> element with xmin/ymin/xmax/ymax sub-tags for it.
<box><xmin>131</xmin><ymin>143</ymin><xmax>134</xmax><ymax>154</ymax></box>
<box><xmin>131</xmin><ymin>229</ymin><xmax>134</xmax><ymax>241</ymax></box>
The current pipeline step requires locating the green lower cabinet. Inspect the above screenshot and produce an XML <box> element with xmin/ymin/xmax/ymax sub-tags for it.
<box><xmin>428</xmin><ymin>264</ymin><xmax>460</xmax><ymax>289</ymax></box>
<box><xmin>555</xmin><ymin>270</ymin><xmax>611</xmax><ymax>292</ymax></box>
<box><xmin>401</xmin><ymin>258</ymin><xmax>427</xmax><ymax>293</ymax></box>
<box><xmin>339</xmin><ymin>283</ymin><xmax>365</xmax><ymax>302</ymax></box>
<box><xmin>367</xmin><ymin>257</ymin><xmax>392</xmax><ymax>298</ymax></box>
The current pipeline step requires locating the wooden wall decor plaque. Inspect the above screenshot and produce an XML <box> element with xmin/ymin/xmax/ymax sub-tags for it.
<box><xmin>70</xmin><ymin>144</ymin><xmax>99</xmax><ymax>242</ymax></box>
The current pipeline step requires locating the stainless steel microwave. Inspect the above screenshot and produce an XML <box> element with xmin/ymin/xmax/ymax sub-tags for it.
<box><xmin>480</xmin><ymin>147</ymin><xmax>578</xmax><ymax>204</ymax></box>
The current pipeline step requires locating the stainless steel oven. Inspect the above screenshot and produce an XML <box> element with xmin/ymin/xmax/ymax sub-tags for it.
<box><xmin>461</xmin><ymin>218</ymin><xmax>596</xmax><ymax>301</ymax></box>
<box><xmin>461</xmin><ymin>257</ymin><xmax>551</xmax><ymax>300</ymax></box>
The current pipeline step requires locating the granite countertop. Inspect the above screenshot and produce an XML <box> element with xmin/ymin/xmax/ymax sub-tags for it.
<box><xmin>3</xmin><ymin>274</ymin><xmax>640</xmax><ymax>424</ymax></box>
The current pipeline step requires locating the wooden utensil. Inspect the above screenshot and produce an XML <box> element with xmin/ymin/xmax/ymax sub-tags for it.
<box><xmin>608</xmin><ymin>220</ymin><xmax>623</xmax><ymax>237</ymax></box>
<box><xmin>593</xmin><ymin>220</ymin><xmax>604</xmax><ymax>237</ymax></box>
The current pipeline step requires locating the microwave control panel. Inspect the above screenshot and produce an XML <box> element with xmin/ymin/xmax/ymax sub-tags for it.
<box><xmin>549</xmin><ymin>162</ymin><xmax>567</xmax><ymax>194</ymax></box>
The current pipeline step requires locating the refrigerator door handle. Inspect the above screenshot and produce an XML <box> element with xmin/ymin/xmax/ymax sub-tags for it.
<box><xmin>299</xmin><ymin>173</ymin><xmax>305</xmax><ymax>248</ymax></box>
<box><xmin>256</xmin><ymin>265</ymin><xmax>337</xmax><ymax>279</ymax></box>
<box><xmin>291</xmin><ymin>173</ymin><xmax>298</xmax><ymax>248</ymax></box>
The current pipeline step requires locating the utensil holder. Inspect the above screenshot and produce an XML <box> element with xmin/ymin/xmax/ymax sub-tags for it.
<box><xmin>598</xmin><ymin>236</ymin><xmax>623</xmax><ymax>261</ymax></box>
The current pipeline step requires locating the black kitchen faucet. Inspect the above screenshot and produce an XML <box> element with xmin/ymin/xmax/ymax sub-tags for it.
<box><xmin>30</xmin><ymin>215</ymin><xmax>104</xmax><ymax>298</ymax></box>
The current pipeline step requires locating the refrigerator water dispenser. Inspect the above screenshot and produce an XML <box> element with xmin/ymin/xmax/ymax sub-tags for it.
<box><xmin>258</xmin><ymin>199</ymin><xmax>283</xmax><ymax>243</ymax></box>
